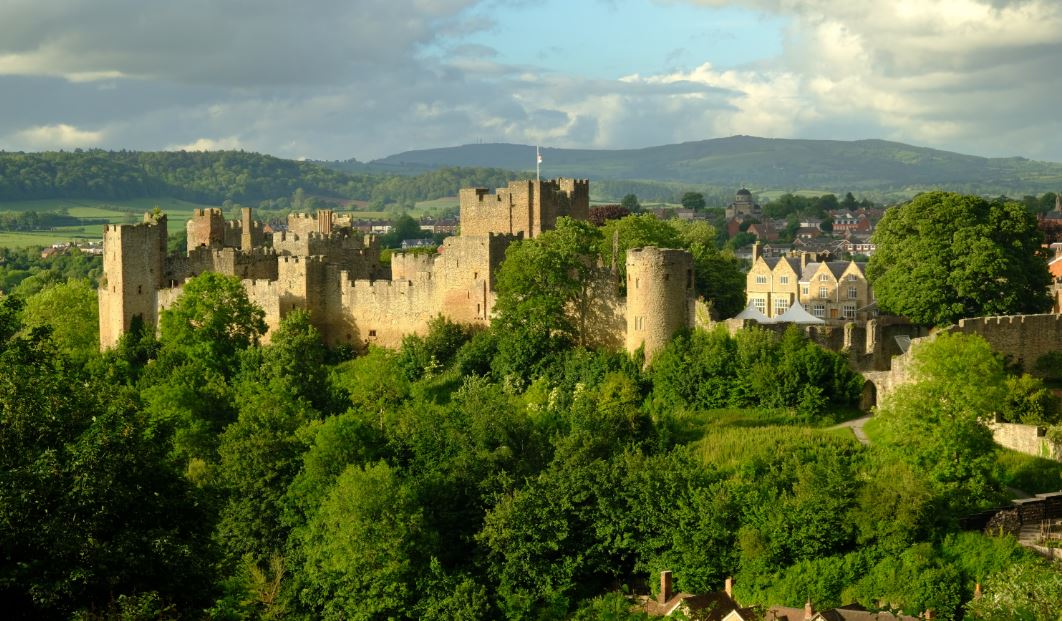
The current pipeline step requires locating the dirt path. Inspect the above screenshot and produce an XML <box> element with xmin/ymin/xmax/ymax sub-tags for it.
<box><xmin>832</xmin><ymin>414</ymin><xmax>872</xmax><ymax>445</ymax></box>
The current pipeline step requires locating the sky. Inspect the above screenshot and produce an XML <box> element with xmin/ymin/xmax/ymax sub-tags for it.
<box><xmin>2</xmin><ymin>0</ymin><xmax>1062</xmax><ymax>162</ymax></box>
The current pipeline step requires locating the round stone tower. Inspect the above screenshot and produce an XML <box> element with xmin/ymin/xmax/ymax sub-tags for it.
<box><xmin>625</xmin><ymin>246</ymin><xmax>694</xmax><ymax>362</ymax></box>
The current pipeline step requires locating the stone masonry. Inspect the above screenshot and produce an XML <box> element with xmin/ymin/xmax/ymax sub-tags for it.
<box><xmin>99</xmin><ymin>179</ymin><xmax>694</xmax><ymax>360</ymax></box>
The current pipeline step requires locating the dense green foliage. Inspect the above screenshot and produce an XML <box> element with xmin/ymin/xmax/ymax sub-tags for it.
<box><xmin>2</xmin><ymin>268</ymin><xmax>1059</xmax><ymax>619</ymax></box>
<box><xmin>0</xmin><ymin>246</ymin><xmax>102</xmax><ymax>295</ymax></box>
<box><xmin>868</xmin><ymin>192</ymin><xmax>1052</xmax><ymax>326</ymax></box>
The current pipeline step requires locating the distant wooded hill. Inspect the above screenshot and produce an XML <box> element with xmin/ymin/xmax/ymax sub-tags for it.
<box><xmin>0</xmin><ymin>150</ymin><xmax>522</xmax><ymax>207</ymax></box>
<box><xmin>4</xmin><ymin>136</ymin><xmax>1062</xmax><ymax>211</ymax></box>
<box><xmin>370</xmin><ymin>135</ymin><xmax>1062</xmax><ymax>197</ymax></box>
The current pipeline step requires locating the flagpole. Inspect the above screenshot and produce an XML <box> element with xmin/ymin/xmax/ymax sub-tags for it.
<box><xmin>536</xmin><ymin>145</ymin><xmax>541</xmax><ymax>184</ymax></box>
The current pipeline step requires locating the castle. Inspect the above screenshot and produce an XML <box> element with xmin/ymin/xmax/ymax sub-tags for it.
<box><xmin>98</xmin><ymin>179</ymin><xmax>695</xmax><ymax>360</ymax></box>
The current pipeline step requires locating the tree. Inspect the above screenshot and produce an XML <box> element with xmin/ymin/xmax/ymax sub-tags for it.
<box><xmin>874</xmin><ymin>333</ymin><xmax>1005</xmax><ymax>512</ymax></box>
<box><xmin>0</xmin><ymin>298</ymin><xmax>214</xmax><ymax>617</ymax></box>
<box><xmin>965</xmin><ymin>560</ymin><xmax>1062</xmax><ymax>620</ymax></box>
<box><xmin>157</xmin><ymin>271</ymin><xmax>267</xmax><ymax>372</ymax></box>
<box><xmin>295</xmin><ymin>462</ymin><xmax>430</xmax><ymax>620</ymax></box>
<box><xmin>599</xmin><ymin>214</ymin><xmax>681</xmax><ymax>288</ymax></box>
<box><xmin>492</xmin><ymin>218</ymin><xmax>602</xmax><ymax>379</ymax></box>
<box><xmin>867</xmin><ymin>192</ymin><xmax>1051</xmax><ymax>326</ymax></box>
<box><xmin>680</xmin><ymin>192</ymin><xmax>706</xmax><ymax>211</ymax></box>
<box><xmin>620</xmin><ymin>194</ymin><xmax>641</xmax><ymax>212</ymax></box>
<box><xmin>669</xmin><ymin>219</ymin><xmax>746</xmax><ymax>318</ymax></box>
<box><xmin>20</xmin><ymin>279</ymin><xmax>99</xmax><ymax>362</ymax></box>
<box><xmin>382</xmin><ymin>213</ymin><xmax>425</xmax><ymax>248</ymax></box>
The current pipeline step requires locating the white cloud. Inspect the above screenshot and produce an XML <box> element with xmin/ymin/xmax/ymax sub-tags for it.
<box><xmin>167</xmin><ymin>137</ymin><xmax>243</xmax><ymax>152</ymax></box>
<box><xmin>10</xmin><ymin>123</ymin><xmax>105</xmax><ymax>149</ymax></box>
<box><xmin>3</xmin><ymin>0</ymin><xmax>1062</xmax><ymax>161</ymax></box>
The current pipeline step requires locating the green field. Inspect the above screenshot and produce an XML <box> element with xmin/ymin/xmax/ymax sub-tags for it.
<box><xmin>0</xmin><ymin>197</ymin><xmax>218</xmax><ymax>248</ymax></box>
<box><xmin>413</xmin><ymin>196</ymin><xmax>459</xmax><ymax>212</ymax></box>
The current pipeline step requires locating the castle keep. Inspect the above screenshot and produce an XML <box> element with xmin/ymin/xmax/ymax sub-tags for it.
<box><xmin>99</xmin><ymin>179</ymin><xmax>694</xmax><ymax>359</ymax></box>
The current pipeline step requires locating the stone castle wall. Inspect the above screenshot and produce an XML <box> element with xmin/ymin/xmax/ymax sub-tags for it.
<box><xmin>948</xmin><ymin>314</ymin><xmax>1062</xmax><ymax>372</ymax></box>
<box><xmin>100</xmin><ymin>181</ymin><xmax>690</xmax><ymax>360</ymax></box>
<box><xmin>987</xmin><ymin>420</ymin><xmax>1061</xmax><ymax>460</ymax></box>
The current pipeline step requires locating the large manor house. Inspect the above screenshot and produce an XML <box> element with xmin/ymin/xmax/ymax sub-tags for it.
<box><xmin>98</xmin><ymin>179</ymin><xmax>696</xmax><ymax>359</ymax></box>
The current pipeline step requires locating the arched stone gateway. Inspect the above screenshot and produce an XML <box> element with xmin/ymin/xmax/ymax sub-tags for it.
<box><xmin>859</xmin><ymin>379</ymin><xmax>878</xmax><ymax>411</ymax></box>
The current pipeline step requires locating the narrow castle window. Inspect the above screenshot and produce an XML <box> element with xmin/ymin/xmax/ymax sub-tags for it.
<box><xmin>687</xmin><ymin>269</ymin><xmax>693</xmax><ymax>288</ymax></box>
<box><xmin>635</xmin><ymin>278</ymin><xmax>640</xmax><ymax>289</ymax></box>
<box><xmin>368</xmin><ymin>329</ymin><xmax>377</xmax><ymax>338</ymax></box>
<box><xmin>137</xmin><ymin>285</ymin><xmax>142</xmax><ymax>294</ymax></box>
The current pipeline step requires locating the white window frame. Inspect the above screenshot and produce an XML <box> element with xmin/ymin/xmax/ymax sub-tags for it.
<box><xmin>843</xmin><ymin>304</ymin><xmax>856</xmax><ymax>319</ymax></box>
<box><xmin>755</xmin><ymin>275</ymin><xmax>767</xmax><ymax>285</ymax></box>
<box><xmin>812</xmin><ymin>304</ymin><xmax>826</xmax><ymax>318</ymax></box>
<box><xmin>848</xmin><ymin>287</ymin><xmax>858</xmax><ymax>299</ymax></box>
<box><xmin>819</xmin><ymin>286</ymin><xmax>828</xmax><ymax>299</ymax></box>
<box><xmin>779</xmin><ymin>275</ymin><xmax>789</xmax><ymax>285</ymax></box>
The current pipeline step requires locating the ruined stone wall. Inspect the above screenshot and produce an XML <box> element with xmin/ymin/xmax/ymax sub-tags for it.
<box><xmin>98</xmin><ymin>214</ymin><xmax>167</xmax><ymax>349</ymax></box>
<box><xmin>459</xmin><ymin>179</ymin><xmax>590</xmax><ymax>239</ymax></box>
<box><xmin>987</xmin><ymin>421</ymin><xmax>1061</xmax><ymax>460</ymax></box>
<box><xmin>949</xmin><ymin>314</ymin><xmax>1062</xmax><ymax>372</ymax></box>
<box><xmin>168</xmin><ymin>247</ymin><xmax>279</xmax><ymax>284</ymax></box>
<box><xmin>186</xmin><ymin>208</ymin><xmax>226</xmax><ymax>252</ymax></box>
<box><xmin>625</xmin><ymin>247</ymin><xmax>695</xmax><ymax>361</ymax></box>
<box><xmin>391</xmin><ymin>251</ymin><xmax>436</xmax><ymax>282</ymax></box>
<box><xmin>273</xmin><ymin>231</ymin><xmax>376</xmax><ymax>279</ymax></box>
<box><xmin>287</xmin><ymin>211</ymin><xmax>335</xmax><ymax>237</ymax></box>
<box><xmin>432</xmin><ymin>234</ymin><xmax>514</xmax><ymax>325</ymax></box>
<box><xmin>557</xmin><ymin>178</ymin><xmax>590</xmax><ymax>222</ymax></box>
<box><xmin>339</xmin><ymin>276</ymin><xmax>440</xmax><ymax>349</ymax></box>
<box><xmin>862</xmin><ymin>334</ymin><xmax>928</xmax><ymax>405</ymax></box>
<box><xmin>582</xmin><ymin>268</ymin><xmax>625</xmax><ymax>350</ymax></box>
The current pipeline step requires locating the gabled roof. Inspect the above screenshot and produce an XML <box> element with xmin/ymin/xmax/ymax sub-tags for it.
<box><xmin>775</xmin><ymin>300</ymin><xmax>825</xmax><ymax>324</ymax></box>
<box><xmin>801</xmin><ymin>261</ymin><xmax>866</xmax><ymax>282</ymax></box>
<box><xmin>762</xmin><ymin>256</ymin><xmax>800</xmax><ymax>272</ymax></box>
<box><xmin>734</xmin><ymin>304</ymin><xmax>773</xmax><ymax>323</ymax></box>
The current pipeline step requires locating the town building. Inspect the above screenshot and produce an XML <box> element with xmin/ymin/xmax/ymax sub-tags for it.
<box><xmin>98</xmin><ymin>179</ymin><xmax>696</xmax><ymax>361</ymax></box>
<box><xmin>725</xmin><ymin>188</ymin><xmax>762</xmax><ymax>219</ymax></box>
<box><xmin>744</xmin><ymin>242</ymin><xmax>875</xmax><ymax>324</ymax></box>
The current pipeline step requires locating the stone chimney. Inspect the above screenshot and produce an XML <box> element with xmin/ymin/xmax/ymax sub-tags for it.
<box><xmin>752</xmin><ymin>241</ymin><xmax>761</xmax><ymax>262</ymax></box>
<box><xmin>800</xmin><ymin>252</ymin><xmax>809</xmax><ymax>270</ymax></box>
<box><xmin>660</xmin><ymin>571</ymin><xmax>673</xmax><ymax>604</ymax></box>
<box><xmin>724</xmin><ymin>576</ymin><xmax>733</xmax><ymax>599</ymax></box>
<box><xmin>804</xmin><ymin>600</ymin><xmax>813</xmax><ymax>621</ymax></box>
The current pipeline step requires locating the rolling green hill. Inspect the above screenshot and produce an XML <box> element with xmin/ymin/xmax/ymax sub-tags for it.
<box><xmin>370</xmin><ymin>135</ymin><xmax>1062</xmax><ymax>196</ymax></box>
<box><xmin>0</xmin><ymin>150</ymin><xmax>522</xmax><ymax>207</ymax></box>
